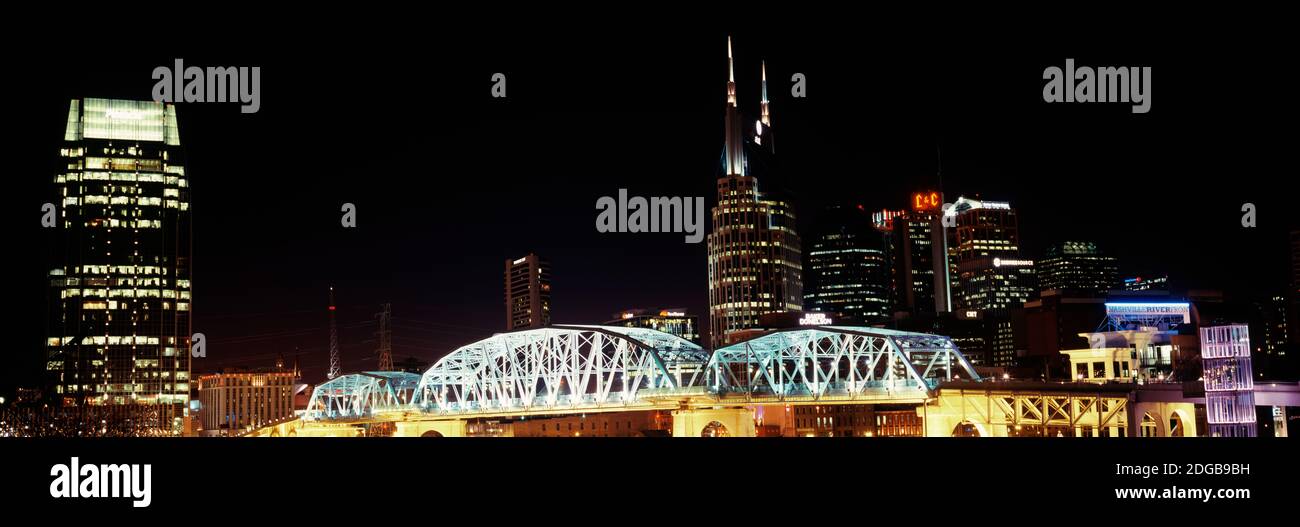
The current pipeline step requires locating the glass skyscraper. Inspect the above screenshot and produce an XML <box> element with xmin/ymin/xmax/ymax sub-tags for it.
<box><xmin>1038</xmin><ymin>241</ymin><xmax>1118</xmax><ymax>295</ymax></box>
<box><xmin>46</xmin><ymin>98</ymin><xmax>193</xmax><ymax>435</ymax></box>
<box><xmin>804</xmin><ymin>205</ymin><xmax>891</xmax><ymax>324</ymax></box>
<box><xmin>707</xmin><ymin>38</ymin><xmax>803</xmax><ymax>348</ymax></box>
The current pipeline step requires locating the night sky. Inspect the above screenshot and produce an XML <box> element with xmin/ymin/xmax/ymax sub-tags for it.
<box><xmin>6</xmin><ymin>17</ymin><xmax>1295</xmax><ymax>390</ymax></box>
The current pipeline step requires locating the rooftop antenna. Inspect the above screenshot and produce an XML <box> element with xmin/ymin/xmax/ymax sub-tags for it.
<box><xmin>376</xmin><ymin>303</ymin><xmax>393</xmax><ymax>371</ymax></box>
<box><xmin>327</xmin><ymin>286</ymin><xmax>340</xmax><ymax>380</ymax></box>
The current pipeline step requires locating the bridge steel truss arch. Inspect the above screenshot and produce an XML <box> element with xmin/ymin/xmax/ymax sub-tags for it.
<box><xmin>414</xmin><ymin>325</ymin><xmax>709</xmax><ymax>414</ymax></box>
<box><xmin>696</xmin><ymin>326</ymin><xmax>981</xmax><ymax>400</ymax></box>
<box><xmin>303</xmin><ymin>371</ymin><xmax>422</xmax><ymax>421</ymax></box>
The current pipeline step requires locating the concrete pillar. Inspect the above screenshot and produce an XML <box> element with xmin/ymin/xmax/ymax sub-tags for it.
<box><xmin>393</xmin><ymin>420</ymin><xmax>468</xmax><ymax>438</ymax></box>
<box><xmin>671</xmin><ymin>407</ymin><xmax>756</xmax><ymax>437</ymax></box>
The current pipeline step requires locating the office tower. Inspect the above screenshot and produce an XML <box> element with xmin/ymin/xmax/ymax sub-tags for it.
<box><xmin>946</xmin><ymin>196</ymin><xmax>1035</xmax><ymax>367</ymax></box>
<box><xmin>892</xmin><ymin>191</ymin><xmax>950</xmax><ymax>316</ymax></box>
<box><xmin>947</xmin><ymin>196</ymin><xmax>1035</xmax><ymax>314</ymax></box>
<box><xmin>804</xmin><ymin>205</ymin><xmax>891</xmax><ymax>324</ymax></box>
<box><xmin>505</xmin><ymin>253</ymin><xmax>551</xmax><ymax>330</ymax></box>
<box><xmin>1200</xmin><ymin>324</ymin><xmax>1257</xmax><ymax>437</ymax></box>
<box><xmin>1254</xmin><ymin>295</ymin><xmax>1289</xmax><ymax>358</ymax></box>
<box><xmin>45</xmin><ymin>98</ymin><xmax>192</xmax><ymax>434</ymax></box>
<box><xmin>606</xmin><ymin>308</ymin><xmax>701</xmax><ymax>344</ymax></box>
<box><xmin>707</xmin><ymin>37</ymin><xmax>803</xmax><ymax>348</ymax></box>
<box><xmin>1038</xmin><ymin>241</ymin><xmax>1118</xmax><ymax>295</ymax></box>
<box><xmin>870</xmin><ymin>208</ymin><xmax>905</xmax><ymax>314</ymax></box>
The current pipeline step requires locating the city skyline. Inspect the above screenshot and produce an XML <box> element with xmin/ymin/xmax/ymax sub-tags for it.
<box><xmin>7</xmin><ymin>31</ymin><xmax>1295</xmax><ymax>392</ymax></box>
<box><xmin>3</xmin><ymin>14</ymin><xmax>1298</xmax><ymax>521</ymax></box>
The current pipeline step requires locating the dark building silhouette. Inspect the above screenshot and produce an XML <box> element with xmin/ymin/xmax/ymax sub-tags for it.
<box><xmin>804</xmin><ymin>205</ymin><xmax>891</xmax><ymax>324</ymax></box>
<box><xmin>1038</xmin><ymin>241</ymin><xmax>1118</xmax><ymax>295</ymax></box>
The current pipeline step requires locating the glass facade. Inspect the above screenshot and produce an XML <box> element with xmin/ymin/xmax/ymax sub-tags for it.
<box><xmin>804</xmin><ymin>205</ymin><xmax>891</xmax><ymax>324</ymax></box>
<box><xmin>1038</xmin><ymin>241</ymin><xmax>1118</xmax><ymax>295</ymax></box>
<box><xmin>707</xmin><ymin>40</ymin><xmax>802</xmax><ymax>348</ymax></box>
<box><xmin>607</xmin><ymin>309</ymin><xmax>700</xmax><ymax>344</ymax></box>
<box><xmin>46</xmin><ymin>98</ymin><xmax>192</xmax><ymax>435</ymax></box>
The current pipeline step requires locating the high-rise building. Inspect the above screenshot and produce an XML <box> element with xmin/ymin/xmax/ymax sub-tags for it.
<box><xmin>947</xmin><ymin>196</ymin><xmax>1036</xmax><ymax>315</ymax></box>
<box><xmin>945</xmin><ymin>196</ymin><xmax>1035</xmax><ymax>368</ymax></box>
<box><xmin>804</xmin><ymin>205</ymin><xmax>891</xmax><ymax>324</ymax></box>
<box><xmin>892</xmin><ymin>191</ymin><xmax>950</xmax><ymax>316</ymax></box>
<box><xmin>505</xmin><ymin>253</ymin><xmax>551</xmax><ymax>330</ymax></box>
<box><xmin>45</xmin><ymin>98</ymin><xmax>192</xmax><ymax>434</ymax></box>
<box><xmin>870</xmin><ymin>208</ymin><xmax>905</xmax><ymax>313</ymax></box>
<box><xmin>606</xmin><ymin>308</ymin><xmax>700</xmax><ymax>344</ymax></box>
<box><xmin>707</xmin><ymin>37</ymin><xmax>802</xmax><ymax>348</ymax></box>
<box><xmin>1038</xmin><ymin>241</ymin><xmax>1118</xmax><ymax>295</ymax></box>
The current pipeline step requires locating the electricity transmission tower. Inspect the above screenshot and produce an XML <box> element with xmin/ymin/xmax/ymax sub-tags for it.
<box><xmin>376</xmin><ymin>303</ymin><xmax>393</xmax><ymax>371</ymax></box>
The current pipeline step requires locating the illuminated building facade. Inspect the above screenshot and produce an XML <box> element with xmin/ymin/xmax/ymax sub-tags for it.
<box><xmin>1254</xmin><ymin>295</ymin><xmax>1289</xmax><ymax>358</ymax></box>
<box><xmin>870</xmin><ymin>208</ymin><xmax>905</xmax><ymax>312</ymax></box>
<box><xmin>947</xmin><ymin>197</ymin><xmax>1035</xmax><ymax>313</ymax></box>
<box><xmin>196</xmin><ymin>367</ymin><xmax>297</xmax><ymax>435</ymax></box>
<box><xmin>1038</xmin><ymin>241</ymin><xmax>1118</xmax><ymax>295</ymax></box>
<box><xmin>707</xmin><ymin>38</ymin><xmax>802</xmax><ymax>348</ymax></box>
<box><xmin>1200</xmin><ymin>324</ymin><xmax>1257</xmax><ymax>437</ymax></box>
<box><xmin>782</xmin><ymin>404</ymin><xmax>923</xmax><ymax>437</ymax></box>
<box><xmin>944</xmin><ymin>197</ymin><xmax>1035</xmax><ymax>367</ymax></box>
<box><xmin>892</xmin><ymin>192</ymin><xmax>950</xmax><ymax>316</ymax></box>
<box><xmin>803</xmin><ymin>205</ymin><xmax>891</xmax><ymax>324</ymax></box>
<box><xmin>45</xmin><ymin>98</ymin><xmax>192</xmax><ymax>434</ymax></box>
<box><xmin>505</xmin><ymin>253</ymin><xmax>551</xmax><ymax>330</ymax></box>
<box><xmin>606</xmin><ymin>308</ymin><xmax>700</xmax><ymax>344</ymax></box>
<box><xmin>1087</xmin><ymin>302</ymin><xmax>1196</xmax><ymax>381</ymax></box>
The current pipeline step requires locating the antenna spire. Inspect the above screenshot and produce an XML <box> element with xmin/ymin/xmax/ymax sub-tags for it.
<box><xmin>327</xmin><ymin>286</ymin><xmax>340</xmax><ymax>380</ymax></box>
<box><xmin>726</xmin><ymin>36</ymin><xmax>737</xmax><ymax>106</ymax></box>
<box><xmin>760</xmin><ymin>60</ymin><xmax>771</xmax><ymax>127</ymax></box>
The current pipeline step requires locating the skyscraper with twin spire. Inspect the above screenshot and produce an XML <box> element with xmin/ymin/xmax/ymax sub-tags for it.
<box><xmin>707</xmin><ymin>37</ymin><xmax>803</xmax><ymax>348</ymax></box>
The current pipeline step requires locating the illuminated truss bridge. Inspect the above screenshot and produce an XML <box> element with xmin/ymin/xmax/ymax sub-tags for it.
<box><xmin>696</xmin><ymin>326</ymin><xmax>980</xmax><ymax>400</ymax></box>
<box><xmin>251</xmin><ymin>324</ymin><xmax>1207</xmax><ymax>437</ymax></box>
<box><xmin>292</xmin><ymin>325</ymin><xmax>978</xmax><ymax>425</ymax></box>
